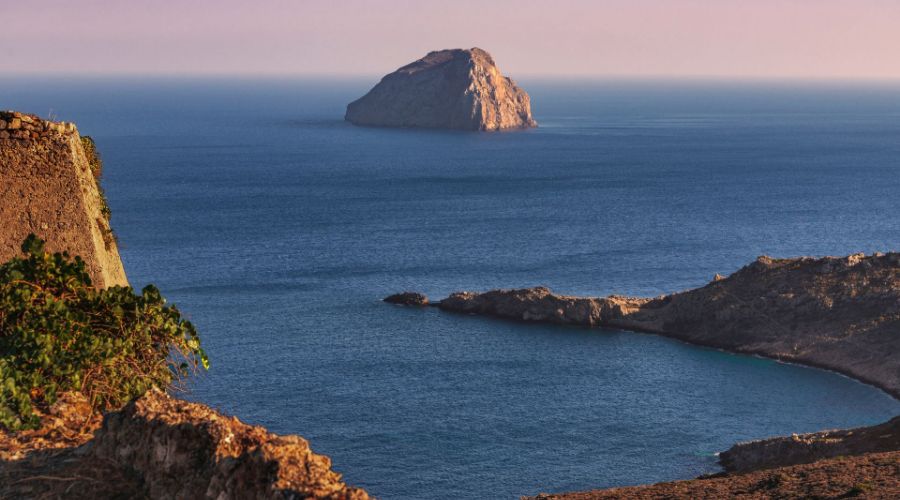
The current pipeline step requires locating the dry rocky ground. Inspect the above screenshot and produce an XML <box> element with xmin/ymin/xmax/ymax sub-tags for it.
<box><xmin>526</xmin><ymin>451</ymin><xmax>900</xmax><ymax>499</ymax></box>
<box><xmin>0</xmin><ymin>389</ymin><xmax>369</xmax><ymax>499</ymax></box>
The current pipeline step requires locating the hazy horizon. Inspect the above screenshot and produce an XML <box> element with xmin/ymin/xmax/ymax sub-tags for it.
<box><xmin>4</xmin><ymin>0</ymin><xmax>900</xmax><ymax>81</ymax></box>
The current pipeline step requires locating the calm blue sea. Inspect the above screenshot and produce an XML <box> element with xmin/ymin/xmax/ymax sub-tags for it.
<box><xmin>4</xmin><ymin>77</ymin><xmax>900</xmax><ymax>499</ymax></box>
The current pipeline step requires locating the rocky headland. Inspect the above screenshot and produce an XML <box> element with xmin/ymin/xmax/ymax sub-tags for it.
<box><xmin>391</xmin><ymin>251</ymin><xmax>900</xmax><ymax>496</ymax></box>
<box><xmin>432</xmin><ymin>252</ymin><xmax>900</xmax><ymax>398</ymax></box>
<box><xmin>345</xmin><ymin>47</ymin><xmax>537</xmax><ymax>131</ymax></box>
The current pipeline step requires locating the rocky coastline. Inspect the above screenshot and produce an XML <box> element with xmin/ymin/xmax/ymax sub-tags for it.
<box><xmin>427</xmin><ymin>252</ymin><xmax>900</xmax><ymax>399</ymax></box>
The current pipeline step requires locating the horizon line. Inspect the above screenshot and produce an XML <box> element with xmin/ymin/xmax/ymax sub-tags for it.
<box><xmin>3</xmin><ymin>71</ymin><xmax>900</xmax><ymax>86</ymax></box>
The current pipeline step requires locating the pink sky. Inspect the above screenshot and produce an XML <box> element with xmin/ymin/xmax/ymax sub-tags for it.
<box><xmin>3</xmin><ymin>0</ymin><xmax>900</xmax><ymax>79</ymax></box>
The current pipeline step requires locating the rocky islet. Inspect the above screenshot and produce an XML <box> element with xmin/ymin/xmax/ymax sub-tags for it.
<box><xmin>345</xmin><ymin>47</ymin><xmax>537</xmax><ymax>131</ymax></box>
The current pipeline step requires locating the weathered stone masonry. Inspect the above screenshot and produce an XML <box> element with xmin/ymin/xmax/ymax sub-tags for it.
<box><xmin>0</xmin><ymin>111</ymin><xmax>128</xmax><ymax>287</ymax></box>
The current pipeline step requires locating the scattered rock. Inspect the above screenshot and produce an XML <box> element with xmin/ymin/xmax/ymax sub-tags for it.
<box><xmin>0</xmin><ymin>111</ymin><xmax>75</xmax><ymax>138</ymax></box>
<box><xmin>384</xmin><ymin>291</ymin><xmax>430</xmax><ymax>306</ymax></box>
<box><xmin>346</xmin><ymin>48</ymin><xmax>537</xmax><ymax>131</ymax></box>
<box><xmin>0</xmin><ymin>392</ymin><xmax>101</xmax><ymax>461</ymax></box>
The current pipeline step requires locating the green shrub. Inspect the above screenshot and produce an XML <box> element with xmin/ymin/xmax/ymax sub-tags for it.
<box><xmin>0</xmin><ymin>235</ymin><xmax>208</xmax><ymax>431</ymax></box>
<box><xmin>81</xmin><ymin>136</ymin><xmax>115</xmax><ymax>248</ymax></box>
<box><xmin>81</xmin><ymin>135</ymin><xmax>103</xmax><ymax>179</ymax></box>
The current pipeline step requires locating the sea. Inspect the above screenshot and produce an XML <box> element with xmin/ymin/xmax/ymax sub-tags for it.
<box><xmin>4</xmin><ymin>76</ymin><xmax>900</xmax><ymax>499</ymax></box>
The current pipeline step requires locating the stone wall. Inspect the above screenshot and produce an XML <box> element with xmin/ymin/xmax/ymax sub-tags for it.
<box><xmin>0</xmin><ymin>110</ymin><xmax>128</xmax><ymax>288</ymax></box>
<box><xmin>0</xmin><ymin>111</ymin><xmax>77</xmax><ymax>140</ymax></box>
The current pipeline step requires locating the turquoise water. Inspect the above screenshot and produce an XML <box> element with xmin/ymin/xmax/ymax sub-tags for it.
<box><xmin>4</xmin><ymin>77</ymin><xmax>900</xmax><ymax>498</ymax></box>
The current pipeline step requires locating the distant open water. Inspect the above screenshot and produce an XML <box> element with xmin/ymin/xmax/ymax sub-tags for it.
<box><xmin>4</xmin><ymin>77</ymin><xmax>900</xmax><ymax>499</ymax></box>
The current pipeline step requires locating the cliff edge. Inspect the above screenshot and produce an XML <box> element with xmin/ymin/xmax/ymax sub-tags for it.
<box><xmin>345</xmin><ymin>48</ymin><xmax>537</xmax><ymax>131</ymax></box>
<box><xmin>0</xmin><ymin>111</ymin><xmax>127</xmax><ymax>288</ymax></box>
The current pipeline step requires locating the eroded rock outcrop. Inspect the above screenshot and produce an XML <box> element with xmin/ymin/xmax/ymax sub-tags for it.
<box><xmin>0</xmin><ymin>389</ymin><xmax>370</xmax><ymax>499</ymax></box>
<box><xmin>345</xmin><ymin>48</ymin><xmax>537</xmax><ymax>131</ymax></box>
<box><xmin>432</xmin><ymin>252</ymin><xmax>900</xmax><ymax>398</ymax></box>
<box><xmin>0</xmin><ymin>111</ymin><xmax>127</xmax><ymax>288</ymax></box>
<box><xmin>719</xmin><ymin>415</ymin><xmax>900</xmax><ymax>473</ymax></box>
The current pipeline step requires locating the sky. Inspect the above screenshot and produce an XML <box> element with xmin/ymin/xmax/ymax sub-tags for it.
<box><xmin>3</xmin><ymin>0</ymin><xmax>900</xmax><ymax>80</ymax></box>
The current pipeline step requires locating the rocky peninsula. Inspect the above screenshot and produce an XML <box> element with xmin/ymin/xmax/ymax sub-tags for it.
<box><xmin>345</xmin><ymin>48</ymin><xmax>537</xmax><ymax>131</ymax></box>
<box><xmin>433</xmin><ymin>252</ymin><xmax>900</xmax><ymax>398</ymax></box>
<box><xmin>392</xmin><ymin>251</ymin><xmax>900</xmax><ymax>496</ymax></box>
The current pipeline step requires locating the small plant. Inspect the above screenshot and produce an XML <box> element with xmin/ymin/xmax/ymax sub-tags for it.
<box><xmin>80</xmin><ymin>136</ymin><xmax>116</xmax><ymax>247</ymax></box>
<box><xmin>81</xmin><ymin>136</ymin><xmax>103</xmax><ymax>179</ymax></box>
<box><xmin>842</xmin><ymin>482</ymin><xmax>873</xmax><ymax>497</ymax></box>
<box><xmin>0</xmin><ymin>235</ymin><xmax>208</xmax><ymax>431</ymax></box>
<box><xmin>758</xmin><ymin>473</ymin><xmax>784</xmax><ymax>489</ymax></box>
